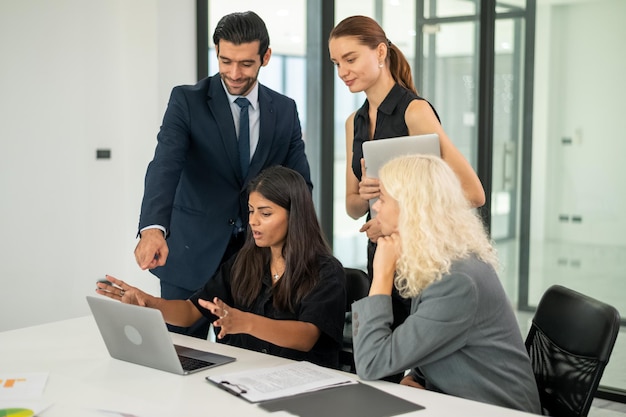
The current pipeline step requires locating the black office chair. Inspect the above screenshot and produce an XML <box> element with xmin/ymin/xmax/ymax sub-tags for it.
<box><xmin>339</xmin><ymin>267</ymin><xmax>370</xmax><ymax>373</ymax></box>
<box><xmin>525</xmin><ymin>285</ymin><xmax>620</xmax><ymax>417</ymax></box>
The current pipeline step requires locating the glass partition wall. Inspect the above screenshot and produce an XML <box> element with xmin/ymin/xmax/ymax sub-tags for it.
<box><xmin>332</xmin><ymin>0</ymin><xmax>524</xmax><ymax>288</ymax></box>
<box><xmin>523</xmin><ymin>0</ymin><xmax>626</xmax><ymax>399</ymax></box>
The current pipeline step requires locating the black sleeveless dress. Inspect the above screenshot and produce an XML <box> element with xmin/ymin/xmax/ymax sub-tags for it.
<box><xmin>351</xmin><ymin>83</ymin><xmax>441</xmax><ymax>331</ymax></box>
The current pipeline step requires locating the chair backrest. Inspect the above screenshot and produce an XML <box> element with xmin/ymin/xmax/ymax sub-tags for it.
<box><xmin>344</xmin><ymin>267</ymin><xmax>370</xmax><ymax>311</ymax></box>
<box><xmin>339</xmin><ymin>268</ymin><xmax>370</xmax><ymax>373</ymax></box>
<box><xmin>525</xmin><ymin>285</ymin><xmax>620</xmax><ymax>417</ymax></box>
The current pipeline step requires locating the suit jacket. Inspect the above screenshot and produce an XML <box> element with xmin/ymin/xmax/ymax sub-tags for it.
<box><xmin>139</xmin><ymin>75</ymin><xmax>312</xmax><ymax>291</ymax></box>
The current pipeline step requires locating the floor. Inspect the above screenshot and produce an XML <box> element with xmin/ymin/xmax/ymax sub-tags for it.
<box><xmin>592</xmin><ymin>399</ymin><xmax>626</xmax><ymax>417</ymax></box>
<box><xmin>496</xmin><ymin>240</ymin><xmax>626</xmax><ymax>416</ymax></box>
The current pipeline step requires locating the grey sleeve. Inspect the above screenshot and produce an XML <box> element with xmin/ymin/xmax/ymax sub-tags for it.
<box><xmin>351</xmin><ymin>273</ymin><xmax>478</xmax><ymax>380</ymax></box>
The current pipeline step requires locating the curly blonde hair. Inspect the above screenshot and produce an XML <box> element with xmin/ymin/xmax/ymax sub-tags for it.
<box><xmin>378</xmin><ymin>154</ymin><xmax>498</xmax><ymax>298</ymax></box>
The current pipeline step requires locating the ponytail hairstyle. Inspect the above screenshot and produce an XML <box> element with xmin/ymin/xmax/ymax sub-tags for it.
<box><xmin>329</xmin><ymin>15</ymin><xmax>417</xmax><ymax>95</ymax></box>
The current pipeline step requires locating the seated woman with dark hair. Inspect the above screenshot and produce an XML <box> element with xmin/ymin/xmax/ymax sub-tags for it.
<box><xmin>97</xmin><ymin>166</ymin><xmax>346</xmax><ymax>368</ymax></box>
<box><xmin>351</xmin><ymin>154</ymin><xmax>541</xmax><ymax>413</ymax></box>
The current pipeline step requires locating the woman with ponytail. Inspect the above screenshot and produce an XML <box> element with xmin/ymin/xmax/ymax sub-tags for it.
<box><xmin>329</xmin><ymin>15</ymin><xmax>485</xmax><ymax>334</ymax></box>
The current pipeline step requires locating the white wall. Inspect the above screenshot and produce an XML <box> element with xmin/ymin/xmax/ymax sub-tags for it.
<box><xmin>0</xmin><ymin>0</ymin><xmax>196</xmax><ymax>331</ymax></box>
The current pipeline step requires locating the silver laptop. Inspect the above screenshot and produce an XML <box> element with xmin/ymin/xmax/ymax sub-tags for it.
<box><xmin>362</xmin><ymin>133</ymin><xmax>440</xmax><ymax>217</ymax></box>
<box><xmin>86</xmin><ymin>295</ymin><xmax>235</xmax><ymax>375</ymax></box>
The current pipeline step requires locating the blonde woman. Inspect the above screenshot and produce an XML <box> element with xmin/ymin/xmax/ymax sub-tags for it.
<box><xmin>351</xmin><ymin>155</ymin><xmax>540</xmax><ymax>413</ymax></box>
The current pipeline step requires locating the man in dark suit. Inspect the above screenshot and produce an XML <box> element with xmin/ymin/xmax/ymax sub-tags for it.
<box><xmin>134</xmin><ymin>11</ymin><xmax>312</xmax><ymax>339</ymax></box>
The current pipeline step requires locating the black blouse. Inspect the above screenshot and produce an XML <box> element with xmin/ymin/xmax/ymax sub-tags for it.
<box><xmin>352</xmin><ymin>83</ymin><xmax>440</xmax><ymax>330</ymax></box>
<box><xmin>189</xmin><ymin>254</ymin><xmax>346</xmax><ymax>369</ymax></box>
<box><xmin>352</xmin><ymin>83</ymin><xmax>440</xmax><ymax>181</ymax></box>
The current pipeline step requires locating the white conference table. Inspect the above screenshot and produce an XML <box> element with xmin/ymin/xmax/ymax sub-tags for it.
<box><xmin>0</xmin><ymin>315</ymin><xmax>540</xmax><ymax>417</ymax></box>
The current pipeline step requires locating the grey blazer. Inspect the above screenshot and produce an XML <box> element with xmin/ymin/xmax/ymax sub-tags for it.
<box><xmin>351</xmin><ymin>255</ymin><xmax>541</xmax><ymax>414</ymax></box>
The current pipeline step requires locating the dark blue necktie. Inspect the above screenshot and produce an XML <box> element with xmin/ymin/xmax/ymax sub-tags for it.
<box><xmin>235</xmin><ymin>97</ymin><xmax>251</xmax><ymax>178</ymax></box>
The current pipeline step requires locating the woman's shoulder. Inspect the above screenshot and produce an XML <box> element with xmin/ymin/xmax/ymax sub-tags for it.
<box><xmin>405</xmin><ymin>97</ymin><xmax>442</xmax><ymax>129</ymax></box>
<box><xmin>450</xmin><ymin>254</ymin><xmax>496</xmax><ymax>276</ymax></box>
<box><xmin>421</xmin><ymin>262</ymin><xmax>481</xmax><ymax>305</ymax></box>
<box><xmin>406</xmin><ymin>96</ymin><xmax>435</xmax><ymax>114</ymax></box>
<box><xmin>317</xmin><ymin>253</ymin><xmax>344</xmax><ymax>269</ymax></box>
<box><xmin>428</xmin><ymin>256</ymin><xmax>498</xmax><ymax>297</ymax></box>
<box><xmin>316</xmin><ymin>254</ymin><xmax>346</xmax><ymax>281</ymax></box>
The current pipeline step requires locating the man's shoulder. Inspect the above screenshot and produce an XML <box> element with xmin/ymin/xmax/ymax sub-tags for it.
<box><xmin>168</xmin><ymin>76</ymin><xmax>228</xmax><ymax>105</ymax></box>
<box><xmin>172</xmin><ymin>75</ymin><xmax>215</xmax><ymax>93</ymax></box>
<box><xmin>258</xmin><ymin>83</ymin><xmax>296</xmax><ymax>106</ymax></box>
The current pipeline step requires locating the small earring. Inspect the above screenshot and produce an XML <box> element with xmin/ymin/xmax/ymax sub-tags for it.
<box><xmin>379</xmin><ymin>62</ymin><xmax>384</xmax><ymax>68</ymax></box>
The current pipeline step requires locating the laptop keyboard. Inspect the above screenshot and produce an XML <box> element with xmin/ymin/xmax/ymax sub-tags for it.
<box><xmin>178</xmin><ymin>354</ymin><xmax>215</xmax><ymax>372</ymax></box>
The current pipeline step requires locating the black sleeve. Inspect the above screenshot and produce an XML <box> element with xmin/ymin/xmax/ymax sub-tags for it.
<box><xmin>297</xmin><ymin>256</ymin><xmax>346</xmax><ymax>346</ymax></box>
<box><xmin>188</xmin><ymin>256</ymin><xmax>236</xmax><ymax>320</ymax></box>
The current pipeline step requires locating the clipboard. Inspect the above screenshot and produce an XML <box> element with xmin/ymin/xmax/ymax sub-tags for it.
<box><xmin>206</xmin><ymin>361</ymin><xmax>357</xmax><ymax>403</ymax></box>
<box><xmin>208</xmin><ymin>377</ymin><xmax>248</xmax><ymax>397</ymax></box>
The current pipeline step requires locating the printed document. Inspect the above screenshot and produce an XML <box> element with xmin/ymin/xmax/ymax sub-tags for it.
<box><xmin>207</xmin><ymin>361</ymin><xmax>357</xmax><ymax>403</ymax></box>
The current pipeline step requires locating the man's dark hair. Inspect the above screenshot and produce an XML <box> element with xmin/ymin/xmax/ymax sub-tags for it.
<box><xmin>212</xmin><ymin>11</ymin><xmax>270</xmax><ymax>60</ymax></box>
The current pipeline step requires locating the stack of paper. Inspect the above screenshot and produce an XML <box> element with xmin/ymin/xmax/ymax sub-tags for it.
<box><xmin>207</xmin><ymin>361</ymin><xmax>357</xmax><ymax>403</ymax></box>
